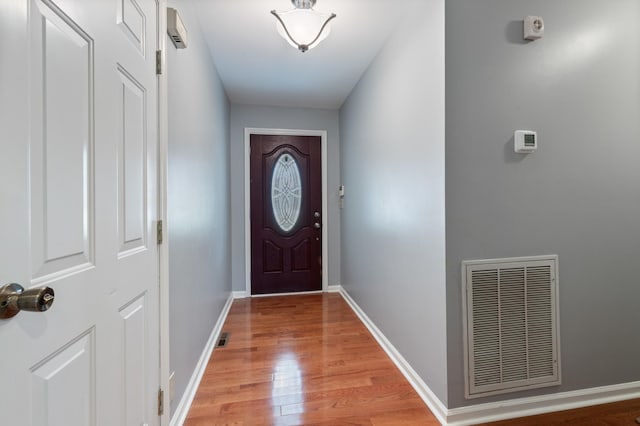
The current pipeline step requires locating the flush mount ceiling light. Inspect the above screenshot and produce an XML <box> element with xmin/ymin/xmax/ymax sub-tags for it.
<box><xmin>271</xmin><ymin>0</ymin><xmax>337</xmax><ymax>53</ymax></box>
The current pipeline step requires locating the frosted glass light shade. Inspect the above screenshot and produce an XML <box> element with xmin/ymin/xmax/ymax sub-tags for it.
<box><xmin>274</xmin><ymin>9</ymin><xmax>334</xmax><ymax>51</ymax></box>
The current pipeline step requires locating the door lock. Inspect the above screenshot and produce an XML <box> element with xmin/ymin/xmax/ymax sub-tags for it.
<box><xmin>0</xmin><ymin>283</ymin><xmax>55</xmax><ymax>319</ymax></box>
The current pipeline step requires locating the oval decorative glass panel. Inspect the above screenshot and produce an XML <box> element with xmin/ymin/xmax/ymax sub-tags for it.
<box><xmin>271</xmin><ymin>153</ymin><xmax>302</xmax><ymax>232</ymax></box>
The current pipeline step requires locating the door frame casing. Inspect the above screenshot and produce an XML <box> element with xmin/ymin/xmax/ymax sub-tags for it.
<box><xmin>244</xmin><ymin>128</ymin><xmax>329</xmax><ymax>296</ymax></box>
<box><xmin>157</xmin><ymin>0</ymin><xmax>170</xmax><ymax>424</ymax></box>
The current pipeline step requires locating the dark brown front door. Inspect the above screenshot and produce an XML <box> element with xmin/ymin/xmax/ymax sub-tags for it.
<box><xmin>250</xmin><ymin>134</ymin><xmax>322</xmax><ymax>295</ymax></box>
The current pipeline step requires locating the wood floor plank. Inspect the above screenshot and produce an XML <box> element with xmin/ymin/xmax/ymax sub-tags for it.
<box><xmin>481</xmin><ymin>398</ymin><xmax>640</xmax><ymax>425</ymax></box>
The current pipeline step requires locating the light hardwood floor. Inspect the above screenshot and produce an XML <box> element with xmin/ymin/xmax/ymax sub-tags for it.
<box><xmin>184</xmin><ymin>293</ymin><xmax>640</xmax><ymax>425</ymax></box>
<box><xmin>185</xmin><ymin>293</ymin><xmax>439</xmax><ymax>425</ymax></box>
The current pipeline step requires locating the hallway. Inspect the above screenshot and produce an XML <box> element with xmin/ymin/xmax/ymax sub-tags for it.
<box><xmin>2</xmin><ymin>0</ymin><xmax>640</xmax><ymax>424</ymax></box>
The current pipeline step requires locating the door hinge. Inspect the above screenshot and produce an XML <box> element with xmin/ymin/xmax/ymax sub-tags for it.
<box><xmin>158</xmin><ymin>388</ymin><xmax>164</xmax><ymax>416</ymax></box>
<box><xmin>157</xmin><ymin>220</ymin><xmax>163</xmax><ymax>245</ymax></box>
<box><xmin>156</xmin><ymin>50</ymin><xmax>162</xmax><ymax>75</ymax></box>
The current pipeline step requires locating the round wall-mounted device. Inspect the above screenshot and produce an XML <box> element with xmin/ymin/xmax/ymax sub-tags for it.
<box><xmin>524</xmin><ymin>15</ymin><xmax>544</xmax><ymax>41</ymax></box>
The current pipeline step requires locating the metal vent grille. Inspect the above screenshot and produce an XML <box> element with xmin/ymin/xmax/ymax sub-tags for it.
<box><xmin>463</xmin><ymin>256</ymin><xmax>560</xmax><ymax>398</ymax></box>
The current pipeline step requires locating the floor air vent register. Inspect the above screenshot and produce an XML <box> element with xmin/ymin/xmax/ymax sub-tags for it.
<box><xmin>462</xmin><ymin>255</ymin><xmax>560</xmax><ymax>399</ymax></box>
<box><xmin>217</xmin><ymin>332</ymin><xmax>230</xmax><ymax>348</ymax></box>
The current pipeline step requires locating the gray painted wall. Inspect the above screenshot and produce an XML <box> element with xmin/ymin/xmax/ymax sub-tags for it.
<box><xmin>339</xmin><ymin>0</ymin><xmax>447</xmax><ymax>403</ymax></box>
<box><xmin>446</xmin><ymin>0</ymin><xmax>640</xmax><ymax>408</ymax></box>
<box><xmin>229</xmin><ymin>104</ymin><xmax>341</xmax><ymax>292</ymax></box>
<box><xmin>167</xmin><ymin>0</ymin><xmax>231</xmax><ymax>415</ymax></box>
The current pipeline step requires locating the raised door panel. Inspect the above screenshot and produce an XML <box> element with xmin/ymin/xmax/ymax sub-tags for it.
<box><xmin>31</xmin><ymin>331</ymin><xmax>95</xmax><ymax>426</ymax></box>
<box><xmin>30</xmin><ymin>0</ymin><xmax>94</xmax><ymax>283</ymax></box>
<box><xmin>119</xmin><ymin>295</ymin><xmax>147</xmax><ymax>426</ymax></box>
<box><xmin>117</xmin><ymin>0</ymin><xmax>145</xmax><ymax>53</ymax></box>
<box><xmin>117</xmin><ymin>66</ymin><xmax>147</xmax><ymax>256</ymax></box>
<box><xmin>291</xmin><ymin>239</ymin><xmax>310</xmax><ymax>272</ymax></box>
<box><xmin>263</xmin><ymin>240</ymin><xmax>284</xmax><ymax>273</ymax></box>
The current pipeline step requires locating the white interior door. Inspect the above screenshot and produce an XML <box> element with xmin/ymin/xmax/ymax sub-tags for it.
<box><xmin>0</xmin><ymin>0</ymin><xmax>160</xmax><ymax>425</ymax></box>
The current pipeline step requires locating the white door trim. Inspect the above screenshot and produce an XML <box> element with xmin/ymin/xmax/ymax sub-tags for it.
<box><xmin>157</xmin><ymin>1</ymin><xmax>170</xmax><ymax>424</ymax></box>
<box><xmin>244</xmin><ymin>128</ymin><xmax>329</xmax><ymax>295</ymax></box>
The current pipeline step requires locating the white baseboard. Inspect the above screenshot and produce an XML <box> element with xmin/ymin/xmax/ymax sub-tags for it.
<box><xmin>232</xmin><ymin>290</ymin><xmax>249</xmax><ymax>299</ymax></box>
<box><xmin>337</xmin><ymin>286</ymin><xmax>450</xmax><ymax>424</ymax></box>
<box><xmin>447</xmin><ymin>380</ymin><xmax>640</xmax><ymax>425</ymax></box>
<box><xmin>337</xmin><ymin>286</ymin><xmax>640</xmax><ymax>426</ymax></box>
<box><xmin>327</xmin><ymin>284</ymin><xmax>341</xmax><ymax>293</ymax></box>
<box><xmin>170</xmin><ymin>292</ymin><xmax>234</xmax><ymax>426</ymax></box>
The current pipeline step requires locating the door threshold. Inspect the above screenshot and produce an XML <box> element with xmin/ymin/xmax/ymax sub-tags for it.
<box><xmin>251</xmin><ymin>290</ymin><xmax>325</xmax><ymax>298</ymax></box>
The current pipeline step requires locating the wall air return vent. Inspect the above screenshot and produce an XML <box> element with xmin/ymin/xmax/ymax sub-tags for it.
<box><xmin>462</xmin><ymin>255</ymin><xmax>560</xmax><ymax>399</ymax></box>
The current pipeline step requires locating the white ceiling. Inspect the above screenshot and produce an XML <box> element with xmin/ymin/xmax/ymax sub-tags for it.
<box><xmin>190</xmin><ymin>0</ymin><xmax>415</xmax><ymax>109</ymax></box>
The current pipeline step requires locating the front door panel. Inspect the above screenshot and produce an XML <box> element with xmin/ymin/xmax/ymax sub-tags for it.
<box><xmin>250</xmin><ymin>134</ymin><xmax>322</xmax><ymax>294</ymax></box>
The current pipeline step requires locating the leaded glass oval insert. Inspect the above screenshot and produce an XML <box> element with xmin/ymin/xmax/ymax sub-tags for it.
<box><xmin>271</xmin><ymin>153</ymin><xmax>302</xmax><ymax>232</ymax></box>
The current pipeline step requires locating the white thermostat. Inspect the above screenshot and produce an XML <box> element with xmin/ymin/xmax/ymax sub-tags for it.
<box><xmin>514</xmin><ymin>130</ymin><xmax>537</xmax><ymax>153</ymax></box>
